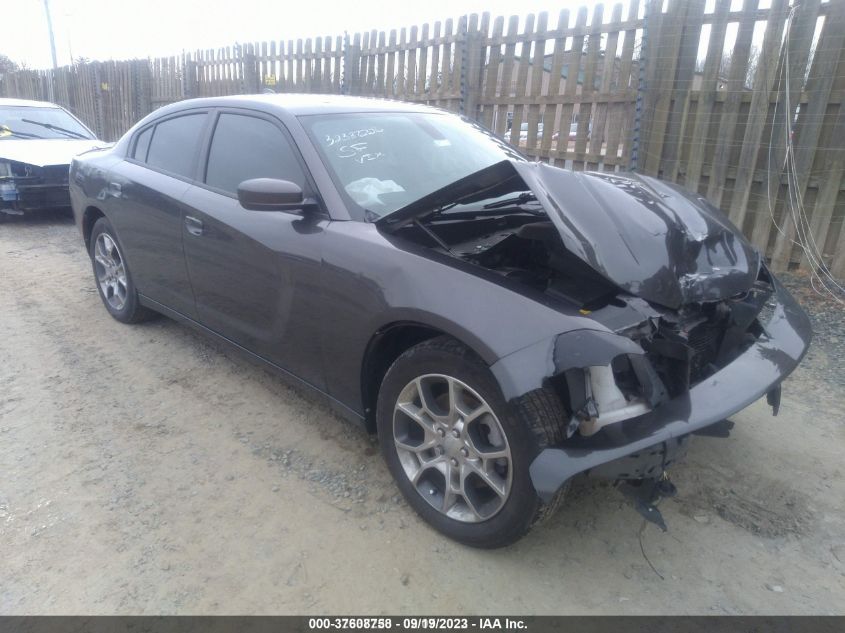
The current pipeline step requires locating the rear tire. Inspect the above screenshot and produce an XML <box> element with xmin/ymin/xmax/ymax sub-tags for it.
<box><xmin>376</xmin><ymin>335</ymin><xmax>567</xmax><ymax>548</ymax></box>
<box><xmin>89</xmin><ymin>217</ymin><xmax>156</xmax><ymax>324</ymax></box>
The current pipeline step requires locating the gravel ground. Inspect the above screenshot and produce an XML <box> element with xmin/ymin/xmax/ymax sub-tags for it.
<box><xmin>1</xmin><ymin>211</ymin><xmax>844</xmax><ymax>614</ymax></box>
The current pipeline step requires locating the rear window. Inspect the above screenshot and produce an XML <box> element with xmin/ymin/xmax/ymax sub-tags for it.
<box><xmin>133</xmin><ymin>126</ymin><xmax>153</xmax><ymax>161</ymax></box>
<box><xmin>145</xmin><ymin>113</ymin><xmax>207</xmax><ymax>179</ymax></box>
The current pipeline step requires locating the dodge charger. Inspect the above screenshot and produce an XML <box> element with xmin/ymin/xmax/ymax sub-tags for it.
<box><xmin>69</xmin><ymin>95</ymin><xmax>811</xmax><ymax>547</ymax></box>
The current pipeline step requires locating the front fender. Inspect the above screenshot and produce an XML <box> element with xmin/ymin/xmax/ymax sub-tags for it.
<box><xmin>490</xmin><ymin>328</ymin><xmax>645</xmax><ymax>401</ymax></box>
<box><xmin>528</xmin><ymin>276</ymin><xmax>812</xmax><ymax>500</ymax></box>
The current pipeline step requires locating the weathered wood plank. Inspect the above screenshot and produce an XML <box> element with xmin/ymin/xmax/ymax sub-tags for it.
<box><xmin>556</xmin><ymin>7</ymin><xmax>589</xmax><ymax>162</ymax></box>
<box><xmin>480</xmin><ymin>15</ymin><xmax>505</xmax><ymax>130</ymax></box>
<box><xmin>588</xmin><ymin>3</ymin><xmax>623</xmax><ymax>169</ymax></box>
<box><xmin>706</xmin><ymin>0</ymin><xmax>760</xmax><ymax>205</ymax></box>
<box><xmin>641</xmin><ymin>0</ymin><xmax>687</xmax><ymax>176</ymax></box>
<box><xmin>508</xmin><ymin>14</ymin><xmax>535</xmax><ymax>147</ymax></box>
<box><xmin>750</xmin><ymin>0</ymin><xmax>822</xmax><ymax>257</ymax></box>
<box><xmin>771</xmin><ymin>0</ymin><xmax>845</xmax><ymax>270</ymax></box>
<box><xmin>607</xmin><ymin>0</ymin><xmax>640</xmax><ymax>168</ymax></box>
<box><xmin>662</xmin><ymin>0</ymin><xmax>706</xmax><ymax>181</ymax></box>
<box><xmin>494</xmin><ymin>15</ymin><xmax>520</xmax><ymax>138</ymax></box>
<box><xmin>575</xmin><ymin>4</ymin><xmax>603</xmax><ymax>170</ymax></box>
<box><xmin>429</xmin><ymin>22</ymin><xmax>442</xmax><ymax>103</ymax></box>
<box><xmin>683</xmin><ymin>0</ymin><xmax>731</xmax><ymax>191</ymax></box>
<box><xmin>728</xmin><ymin>0</ymin><xmax>790</xmax><ymax>229</ymax></box>
<box><xmin>540</xmin><ymin>9</ymin><xmax>570</xmax><ymax>164</ymax></box>
<box><xmin>526</xmin><ymin>12</ymin><xmax>548</xmax><ymax>151</ymax></box>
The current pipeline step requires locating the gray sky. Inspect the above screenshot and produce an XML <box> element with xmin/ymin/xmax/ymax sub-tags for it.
<box><xmin>9</xmin><ymin>0</ymin><xmax>618</xmax><ymax>69</ymax></box>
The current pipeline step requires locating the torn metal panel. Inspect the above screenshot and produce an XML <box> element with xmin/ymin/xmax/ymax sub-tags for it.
<box><xmin>529</xmin><ymin>277</ymin><xmax>811</xmax><ymax>501</ymax></box>
<box><xmin>511</xmin><ymin>163</ymin><xmax>762</xmax><ymax>309</ymax></box>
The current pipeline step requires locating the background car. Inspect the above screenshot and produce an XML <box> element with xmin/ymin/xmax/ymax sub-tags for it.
<box><xmin>0</xmin><ymin>98</ymin><xmax>104</xmax><ymax>221</ymax></box>
<box><xmin>69</xmin><ymin>95</ymin><xmax>810</xmax><ymax>548</ymax></box>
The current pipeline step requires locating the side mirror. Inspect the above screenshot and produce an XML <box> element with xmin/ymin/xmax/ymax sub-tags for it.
<box><xmin>237</xmin><ymin>178</ymin><xmax>316</xmax><ymax>212</ymax></box>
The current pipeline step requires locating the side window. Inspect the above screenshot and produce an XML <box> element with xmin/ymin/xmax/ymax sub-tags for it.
<box><xmin>133</xmin><ymin>126</ymin><xmax>153</xmax><ymax>162</ymax></box>
<box><xmin>146</xmin><ymin>113</ymin><xmax>207</xmax><ymax>179</ymax></box>
<box><xmin>205</xmin><ymin>113</ymin><xmax>306</xmax><ymax>195</ymax></box>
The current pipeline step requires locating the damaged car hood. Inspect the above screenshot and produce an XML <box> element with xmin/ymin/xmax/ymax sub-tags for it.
<box><xmin>382</xmin><ymin>160</ymin><xmax>761</xmax><ymax>309</ymax></box>
<box><xmin>515</xmin><ymin>164</ymin><xmax>761</xmax><ymax>308</ymax></box>
<box><xmin>0</xmin><ymin>139</ymin><xmax>108</xmax><ymax>167</ymax></box>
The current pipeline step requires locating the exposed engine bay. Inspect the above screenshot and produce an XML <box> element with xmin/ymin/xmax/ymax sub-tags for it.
<box><xmin>391</xmin><ymin>200</ymin><xmax>775</xmax><ymax>443</ymax></box>
<box><xmin>397</xmin><ymin>214</ymin><xmax>624</xmax><ymax>310</ymax></box>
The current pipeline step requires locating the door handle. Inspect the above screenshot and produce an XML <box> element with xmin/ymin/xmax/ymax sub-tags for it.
<box><xmin>107</xmin><ymin>182</ymin><xmax>122</xmax><ymax>197</ymax></box>
<box><xmin>185</xmin><ymin>215</ymin><xmax>204</xmax><ymax>236</ymax></box>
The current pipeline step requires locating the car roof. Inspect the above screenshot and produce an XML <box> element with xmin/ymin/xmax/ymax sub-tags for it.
<box><xmin>155</xmin><ymin>93</ymin><xmax>444</xmax><ymax>117</ymax></box>
<box><xmin>0</xmin><ymin>98</ymin><xmax>62</xmax><ymax>109</ymax></box>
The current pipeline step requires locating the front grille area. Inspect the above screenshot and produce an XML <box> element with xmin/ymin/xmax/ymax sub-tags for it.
<box><xmin>17</xmin><ymin>184</ymin><xmax>71</xmax><ymax>210</ymax></box>
<box><xmin>687</xmin><ymin>323</ymin><xmax>723</xmax><ymax>382</ymax></box>
<box><xmin>40</xmin><ymin>165</ymin><xmax>71</xmax><ymax>184</ymax></box>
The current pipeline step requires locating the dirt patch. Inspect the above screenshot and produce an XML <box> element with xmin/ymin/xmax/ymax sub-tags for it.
<box><xmin>675</xmin><ymin>469</ymin><xmax>810</xmax><ymax>538</ymax></box>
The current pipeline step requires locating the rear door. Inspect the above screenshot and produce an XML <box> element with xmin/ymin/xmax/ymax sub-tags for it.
<box><xmin>180</xmin><ymin>109</ymin><xmax>327</xmax><ymax>389</ymax></box>
<box><xmin>108</xmin><ymin>111</ymin><xmax>209</xmax><ymax>318</ymax></box>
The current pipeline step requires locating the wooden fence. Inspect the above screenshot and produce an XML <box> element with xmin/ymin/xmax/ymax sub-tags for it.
<box><xmin>2</xmin><ymin>0</ymin><xmax>843</xmax><ymax>277</ymax></box>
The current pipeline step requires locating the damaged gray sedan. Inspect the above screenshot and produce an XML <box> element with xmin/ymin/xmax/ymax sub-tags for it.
<box><xmin>69</xmin><ymin>95</ymin><xmax>811</xmax><ymax>548</ymax></box>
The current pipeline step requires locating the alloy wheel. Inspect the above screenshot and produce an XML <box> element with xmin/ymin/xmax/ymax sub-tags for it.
<box><xmin>93</xmin><ymin>233</ymin><xmax>128</xmax><ymax>311</ymax></box>
<box><xmin>392</xmin><ymin>374</ymin><xmax>513</xmax><ymax>523</ymax></box>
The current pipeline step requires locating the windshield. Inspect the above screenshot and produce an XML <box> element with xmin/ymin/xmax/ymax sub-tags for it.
<box><xmin>0</xmin><ymin>106</ymin><xmax>94</xmax><ymax>140</ymax></box>
<box><xmin>300</xmin><ymin>111</ymin><xmax>524</xmax><ymax>220</ymax></box>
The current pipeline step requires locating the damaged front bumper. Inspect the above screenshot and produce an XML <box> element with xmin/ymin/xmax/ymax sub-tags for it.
<box><xmin>528</xmin><ymin>276</ymin><xmax>812</xmax><ymax>502</ymax></box>
<box><xmin>1</xmin><ymin>182</ymin><xmax>72</xmax><ymax>213</ymax></box>
<box><xmin>1</xmin><ymin>163</ymin><xmax>72</xmax><ymax>214</ymax></box>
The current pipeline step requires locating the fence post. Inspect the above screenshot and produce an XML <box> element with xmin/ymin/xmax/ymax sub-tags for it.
<box><xmin>182</xmin><ymin>53</ymin><xmax>198</xmax><ymax>99</ymax></box>
<box><xmin>458</xmin><ymin>16</ymin><xmax>469</xmax><ymax>115</ymax></box>
<box><xmin>349</xmin><ymin>33</ymin><xmax>362</xmax><ymax>95</ymax></box>
<box><xmin>641</xmin><ymin>0</ymin><xmax>688</xmax><ymax>176</ymax></box>
<box><xmin>461</xmin><ymin>13</ymin><xmax>486</xmax><ymax>121</ymax></box>
<box><xmin>93</xmin><ymin>63</ymin><xmax>105</xmax><ymax>139</ymax></box>
<box><xmin>242</xmin><ymin>43</ymin><xmax>260</xmax><ymax>94</ymax></box>
<box><xmin>631</xmin><ymin>0</ymin><xmax>655</xmax><ymax>171</ymax></box>
<box><xmin>341</xmin><ymin>32</ymin><xmax>350</xmax><ymax>95</ymax></box>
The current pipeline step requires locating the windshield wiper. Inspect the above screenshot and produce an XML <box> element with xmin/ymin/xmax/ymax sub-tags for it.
<box><xmin>21</xmin><ymin>118</ymin><xmax>88</xmax><ymax>139</ymax></box>
<box><xmin>482</xmin><ymin>191</ymin><xmax>537</xmax><ymax>209</ymax></box>
<box><xmin>0</xmin><ymin>127</ymin><xmax>44</xmax><ymax>139</ymax></box>
<box><xmin>429</xmin><ymin>207</ymin><xmax>545</xmax><ymax>222</ymax></box>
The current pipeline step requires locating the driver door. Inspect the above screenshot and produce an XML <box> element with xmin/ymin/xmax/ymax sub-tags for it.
<box><xmin>180</xmin><ymin>110</ymin><xmax>327</xmax><ymax>390</ymax></box>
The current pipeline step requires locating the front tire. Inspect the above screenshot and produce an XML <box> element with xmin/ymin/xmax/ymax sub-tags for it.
<box><xmin>376</xmin><ymin>336</ymin><xmax>567</xmax><ymax>548</ymax></box>
<box><xmin>89</xmin><ymin>217</ymin><xmax>155</xmax><ymax>324</ymax></box>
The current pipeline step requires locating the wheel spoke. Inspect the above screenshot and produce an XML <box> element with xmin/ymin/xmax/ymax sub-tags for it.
<box><xmin>462</xmin><ymin>402</ymin><xmax>491</xmax><ymax>425</ymax></box>
<box><xmin>446</xmin><ymin>377</ymin><xmax>461</xmax><ymax>421</ymax></box>
<box><xmin>396</xmin><ymin>401</ymin><xmax>431</xmax><ymax>429</ymax></box>
<box><xmin>441</xmin><ymin>460</ymin><xmax>458</xmax><ymax>513</ymax></box>
<box><xmin>395</xmin><ymin>434</ymin><xmax>438</xmax><ymax>455</ymax></box>
<box><xmin>457</xmin><ymin>477</ymin><xmax>485</xmax><ymax>520</ymax></box>
<box><xmin>464</xmin><ymin>460</ymin><xmax>507</xmax><ymax>498</ymax></box>
<box><xmin>409</xmin><ymin>454</ymin><xmax>445</xmax><ymax>485</ymax></box>
<box><xmin>413</xmin><ymin>377</ymin><xmax>440</xmax><ymax>417</ymax></box>
<box><xmin>478</xmin><ymin>447</ymin><xmax>509</xmax><ymax>461</ymax></box>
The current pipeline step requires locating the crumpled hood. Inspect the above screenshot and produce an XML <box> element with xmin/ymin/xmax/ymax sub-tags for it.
<box><xmin>511</xmin><ymin>162</ymin><xmax>761</xmax><ymax>309</ymax></box>
<box><xmin>0</xmin><ymin>139</ymin><xmax>108</xmax><ymax>168</ymax></box>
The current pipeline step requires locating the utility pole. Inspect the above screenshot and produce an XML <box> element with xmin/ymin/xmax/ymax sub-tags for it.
<box><xmin>43</xmin><ymin>0</ymin><xmax>58</xmax><ymax>101</ymax></box>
